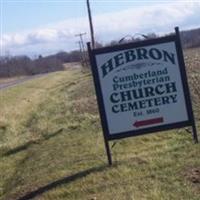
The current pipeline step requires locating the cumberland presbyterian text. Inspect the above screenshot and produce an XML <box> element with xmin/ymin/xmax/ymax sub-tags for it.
<box><xmin>110</xmin><ymin>68</ymin><xmax>177</xmax><ymax>113</ymax></box>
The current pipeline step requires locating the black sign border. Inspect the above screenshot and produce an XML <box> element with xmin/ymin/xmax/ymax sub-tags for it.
<box><xmin>88</xmin><ymin>32</ymin><xmax>194</xmax><ymax>141</ymax></box>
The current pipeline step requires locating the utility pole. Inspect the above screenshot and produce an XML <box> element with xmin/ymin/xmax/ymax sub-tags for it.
<box><xmin>86</xmin><ymin>0</ymin><xmax>95</xmax><ymax>49</ymax></box>
<box><xmin>75</xmin><ymin>32</ymin><xmax>86</xmax><ymax>52</ymax></box>
<box><xmin>76</xmin><ymin>41</ymin><xmax>83</xmax><ymax>53</ymax></box>
<box><xmin>76</xmin><ymin>41</ymin><xmax>83</xmax><ymax>65</ymax></box>
<box><xmin>75</xmin><ymin>33</ymin><xmax>87</xmax><ymax>66</ymax></box>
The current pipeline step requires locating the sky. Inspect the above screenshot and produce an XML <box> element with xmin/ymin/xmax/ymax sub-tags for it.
<box><xmin>1</xmin><ymin>0</ymin><xmax>200</xmax><ymax>57</ymax></box>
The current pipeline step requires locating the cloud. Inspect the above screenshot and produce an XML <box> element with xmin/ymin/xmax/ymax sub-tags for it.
<box><xmin>93</xmin><ymin>1</ymin><xmax>200</xmax><ymax>36</ymax></box>
<box><xmin>1</xmin><ymin>1</ymin><xmax>200</xmax><ymax>56</ymax></box>
<box><xmin>3</xmin><ymin>28</ymin><xmax>72</xmax><ymax>47</ymax></box>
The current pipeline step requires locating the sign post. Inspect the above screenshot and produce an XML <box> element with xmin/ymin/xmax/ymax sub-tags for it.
<box><xmin>88</xmin><ymin>27</ymin><xmax>198</xmax><ymax>165</ymax></box>
<box><xmin>174</xmin><ymin>27</ymin><xmax>198</xmax><ymax>143</ymax></box>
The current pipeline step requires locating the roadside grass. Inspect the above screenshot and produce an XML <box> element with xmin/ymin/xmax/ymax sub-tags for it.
<box><xmin>0</xmin><ymin>49</ymin><xmax>200</xmax><ymax>200</ymax></box>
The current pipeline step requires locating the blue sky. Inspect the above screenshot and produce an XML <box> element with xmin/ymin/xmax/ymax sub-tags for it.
<box><xmin>2</xmin><ymin>0</ymin><xmax>158</xmax><ymax>33</ymax></box>
<box><xmin>1</xmin><ymin>0</ymin><xmax>200</xmax><ymax>57</ymax></box>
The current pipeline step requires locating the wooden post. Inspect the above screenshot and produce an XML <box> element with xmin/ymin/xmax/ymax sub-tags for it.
<box><xmin>86</xmin><ymin>0</ymin><xmax>95</xmax><ymax>49</ymax></box>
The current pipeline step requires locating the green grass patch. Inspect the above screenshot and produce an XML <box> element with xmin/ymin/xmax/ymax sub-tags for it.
<box><xmin>0</xmin><ymin>66</ymin><xmax>200</xmax><ymax>200</ymax></box>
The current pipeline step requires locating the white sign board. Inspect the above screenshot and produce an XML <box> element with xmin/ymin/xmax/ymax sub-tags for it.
<box><xmin>88</xmin><ymin>34</ymin><xmax>194</xmax><ymax>140</ymax></box>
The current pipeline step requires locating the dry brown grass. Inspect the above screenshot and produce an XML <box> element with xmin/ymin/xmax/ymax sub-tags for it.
<box><xmin>184</xmin><ymin>47</ymin><xmax>200</xmax><ymax>115</ymax></box>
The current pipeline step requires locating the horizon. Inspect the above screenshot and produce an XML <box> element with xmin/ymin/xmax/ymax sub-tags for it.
<box><xmin>1</xmin><ymin>0</ymin><xmax>200</xmax><ymax>57</ymax></box>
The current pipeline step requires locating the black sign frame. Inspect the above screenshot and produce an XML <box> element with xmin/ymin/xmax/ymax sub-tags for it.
<box><xmin>87</xmin><ymin>27</ymin><xmax>198</xmax><ymax>165</ymax></box>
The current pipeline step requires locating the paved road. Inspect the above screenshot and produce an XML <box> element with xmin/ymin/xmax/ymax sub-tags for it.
<box><xmin>0</xmin><ymin>74</ymin><xmax>48</xmax><ymax>91</ymax></box>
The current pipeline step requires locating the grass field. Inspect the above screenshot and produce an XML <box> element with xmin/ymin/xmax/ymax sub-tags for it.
<box><xmin>0</xmin><ymin>48</ymin><xmax>200</xmax><ymax>200</ymax></box>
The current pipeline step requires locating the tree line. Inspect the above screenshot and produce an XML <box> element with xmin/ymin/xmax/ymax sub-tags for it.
<box><xmin>0</xmin><ymin>50</ymin><xmax>81</xmax><ymax>78</ymax></box>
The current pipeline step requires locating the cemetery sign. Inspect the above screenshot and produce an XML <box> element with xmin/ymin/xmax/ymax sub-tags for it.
<box><xmin>87</xmin><ymin>27</ymin><xmax>198</xmax><ymax>165</ymax></box>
